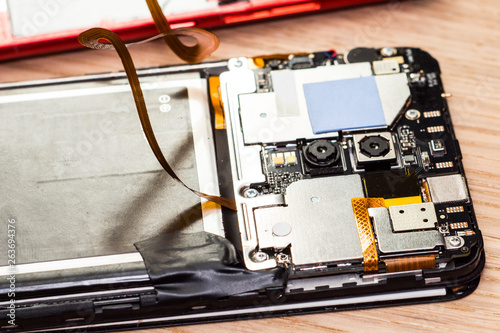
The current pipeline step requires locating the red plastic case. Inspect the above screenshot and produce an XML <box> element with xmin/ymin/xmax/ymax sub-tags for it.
<box><xmin>0</xmin><ymin>0</ymin><xmax>388</xmax><ymax>61</ymax></box>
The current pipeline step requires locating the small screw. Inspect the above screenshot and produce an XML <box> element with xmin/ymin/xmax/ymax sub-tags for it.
<box><xmin>449</xmin><ymin>236</ymin><xmax>461</xmax><ymax>247</ymax></box>
<box><xmin>277</xmin><ymin>253</ymin><xmax>289</xmax><ymax>262</ymax></box>
<box><xmin>405</xmin><ymin>109</ymin><xmax>421</xmax><ymax>120</ymax></box>
<box><xmin>381</xmin><ymin>47</ymin><xmax>397</xmax><ymax>57</ymax></box>
<box><xmin>243</xmin><ymin>188</ymin><xmax>259</xmax><ymax>198</ymax></box>
<box><xmin>251</xmin><ymin>251</ymin><xmax>268</xmax><ymax>262</ymax></box>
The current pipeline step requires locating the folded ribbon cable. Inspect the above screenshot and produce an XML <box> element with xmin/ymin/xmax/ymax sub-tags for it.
<box><xmin>78</xmin><ymin>0</ymin><xmax>236</xmax><ymax>211</ymax></box>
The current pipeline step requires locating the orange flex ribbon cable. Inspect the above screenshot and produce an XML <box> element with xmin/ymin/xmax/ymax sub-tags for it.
<box><xmin>77</xmin><ymin>5</ymin><xmax>235</xmax><ymax>211</ymax></box>
<box><xmin>145</xmin><ymin>0</ymin><xmax>219</xmax><ymax>63</ymax></box>
<box><xmin>351</xmin><ymin>198</ymin><xmax>386</xmax><ymax>273</ymax></box>
<box><xmin>384</xmin><ymin>255</ymin><xmax>437</xmax><ymax>273</ymax></box>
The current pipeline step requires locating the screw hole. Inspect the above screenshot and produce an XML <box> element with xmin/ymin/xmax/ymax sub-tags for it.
<box><xmin>421</xmin><ymin>208</ymin><xmax>426</xmax><ymax>211</ymax></box>
<box><xmin>423</xmin><ymin>219</ymin><xmax>429</xmax><ymax>222</ymax></box>
<box><xmin>399</xmin><ymin>210</ymin><xmax>404</xmax><ymax>214</ymax></box>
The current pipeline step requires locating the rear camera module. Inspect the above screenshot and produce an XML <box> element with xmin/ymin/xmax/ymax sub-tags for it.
<box><xmin>359</xmin><ymin>135</ymin><xmax>391</xmax><ymax>158</ymax></box>
<box><xmin>303</xmin><ymin>139</ymin><xmax>340</xmax><ymax>167</ymax></box>
<box><xmin>301</xmin><ymin>139</ymin><xmax>344</xmax><ymax>176</ymax></box>
<box><xmin>353</xmin><ymin>132</ymin><xmax>397</xmax><ymax>167</ymax></box>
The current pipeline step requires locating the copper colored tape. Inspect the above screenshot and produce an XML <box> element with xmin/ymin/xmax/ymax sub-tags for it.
<box><xmin>209</xmin><ymin>76</ymin><xmax>226</xmax><ymax>130</ymax></box>
<box><xmin>351</xmin><ymin>198</ymin><xmax>385</xmax><ymax>273</ymax></box>
<box><xmin>421</xmin><ymin>180</ymin><xmax>432</xmax><ymax>202</ymax></box>
<box><xmin>253</xmin><ymin>52</ymin><xmax>309</xmax><ymax>61</ymax></box>
<box><xmin>145</xmin><ymin>0</ymin><xmax>219</xmax><ymax>63</ymax></box>
<box><xmin>384</xmin><ymin>255</ymin><xmax>437</xmax><ymax>273</ymax></box>
<box><xmin>78</xmin><ymin>28</ymin><xmax>236</xmax><ymax>211</ymax></box>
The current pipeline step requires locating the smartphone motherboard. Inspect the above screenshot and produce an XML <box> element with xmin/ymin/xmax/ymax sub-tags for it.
<box><xmin>215</xmin><ymin>47</ymin><xmax>484</xmax><ymax>286</ymax></box>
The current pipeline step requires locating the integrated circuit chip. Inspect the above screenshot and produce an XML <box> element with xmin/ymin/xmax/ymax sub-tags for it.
<box><xmin>364</xmin><ymin>169</ymin><xmax>421</xmax><ymax>199</ymax></box>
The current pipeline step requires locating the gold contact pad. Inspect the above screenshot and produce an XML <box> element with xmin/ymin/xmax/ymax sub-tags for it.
<box><xmin>270</xmin><ymin>151</ymin><xmax>297</xmax><ymax>167</ymax></box>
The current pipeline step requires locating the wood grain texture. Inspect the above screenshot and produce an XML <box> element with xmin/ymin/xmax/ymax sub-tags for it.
<box><xmin>1</xmin><ymin>0</ymin><xmax>499</xmax><ymax>332</ymax></box>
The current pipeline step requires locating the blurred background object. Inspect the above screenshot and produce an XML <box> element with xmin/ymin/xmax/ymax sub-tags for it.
<box><xmin>0</xmin><ymin>0</ymin><xmax>388</xmax><ymax>61</ymax></box>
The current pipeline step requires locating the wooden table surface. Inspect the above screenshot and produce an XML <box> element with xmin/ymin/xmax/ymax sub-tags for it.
<box><xmin>1</xmin><ymin>0</ymin><xmax>499</xmax><ymax>332</ymax></box>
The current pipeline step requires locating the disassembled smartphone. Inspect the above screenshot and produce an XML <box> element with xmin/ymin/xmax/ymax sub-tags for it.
<box><xmin>0</xmin><ymin>47</ymin><xmax>484</xmax><ymax>332</ymax></box>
